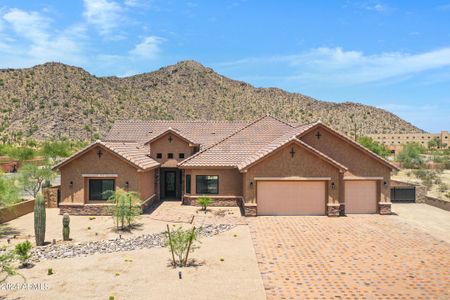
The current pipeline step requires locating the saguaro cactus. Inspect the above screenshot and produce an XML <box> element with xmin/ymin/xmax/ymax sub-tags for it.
<box><xmin>34</xmin><ymin>193</ymin><xmax>46</xmax><ymax>246</ymax></box>
<box><xmin>62</xmin><ymin>213</ymin><xmax>70</xmax><ymax>241</ymax></box>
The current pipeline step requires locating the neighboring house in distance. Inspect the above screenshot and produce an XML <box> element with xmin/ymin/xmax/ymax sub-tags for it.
<box><xmin>53</xmin><ymin>116</ymin><xmax>399</xmax><ymax>217</ymax></box>
<box><xmin>367</xmin><ymin>131</ymin><xmax>449</xmax><ymax>153</ymax></box>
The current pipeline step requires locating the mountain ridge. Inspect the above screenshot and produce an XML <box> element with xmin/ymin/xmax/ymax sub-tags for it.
<box><xmin>0</xmin><ymin>60</ymin><xmax>422</xmax><ymax>141</ymax></box>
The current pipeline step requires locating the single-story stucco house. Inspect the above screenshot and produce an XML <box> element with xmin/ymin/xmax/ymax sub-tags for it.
<box><xmin>52</xmin><ymin>116</ymin><xmax>399</xmax><ymax>217</ymax></box>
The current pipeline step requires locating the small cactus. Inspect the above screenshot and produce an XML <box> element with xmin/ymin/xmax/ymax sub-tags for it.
<box><xmin>48</xmin><ymin>268</ymin><xmax>53</xmax><ymax>275</ymax></box>
<box><xmin>62</xmin><ymin>213</ymin><xmax>70</xmax><ymax>241</ymax></box>
<box><xmin>34</xmin><ymin>193</ymin><xmax>46</xmax><ymax>246</ymax></box>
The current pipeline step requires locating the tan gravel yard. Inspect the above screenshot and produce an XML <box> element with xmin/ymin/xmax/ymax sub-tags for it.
<box><xmin>0</xmin><ymin>204</ymin><xmax>265</xmax><ymax>300</ymax></box>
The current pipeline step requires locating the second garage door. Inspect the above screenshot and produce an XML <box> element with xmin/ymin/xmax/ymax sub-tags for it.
<box><xmin>345</xmin><ymin>180</ymin><xmax>377</xmax><ymax>214</ymax></box>
<box><xmin>257</xmin><ymin>181</ymin><xmax>326</xmax><ymax>216</ymax></box>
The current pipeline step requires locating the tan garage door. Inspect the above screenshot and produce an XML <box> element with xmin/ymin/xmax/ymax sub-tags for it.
<box><xmin>257</xmin><ymin>181</ymin><xmax>326</xmax><ymax>216</ymax></box>
<box><xmin>345</xmin><ymin>180</ymin><xmax>377</xmax><ymax>214</ymax></box>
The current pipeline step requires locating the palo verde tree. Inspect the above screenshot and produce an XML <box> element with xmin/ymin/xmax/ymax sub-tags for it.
<box><xmin>0</xmin><ymin>170</ymin><xmax>20</xmax><ymax>208</ymax></box>
<box><xmin>107</xmin><ymin>189</ymin><xmax>142</xmax><ymax>231</ymax></box>
<box><xmin>396</xmin><ymin>143</ymin><xmax>425</xmax><ymax>169</ymax></box>
<box><xmin>18</xmin><ymin>163</ymin><xmax>56</xmax><ymax>199</ymax></box>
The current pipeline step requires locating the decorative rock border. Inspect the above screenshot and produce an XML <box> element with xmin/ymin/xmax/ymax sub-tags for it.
<box><xmin>31</xmin><ymin>224</ymin><xmax>235</xmax><ymax>261</ymax></box>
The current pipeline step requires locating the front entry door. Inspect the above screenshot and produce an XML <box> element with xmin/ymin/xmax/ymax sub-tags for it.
<box><xmin>165</xmin><ymin>171</ymin><xmax>176</xmax><ymax>198</ymax></box>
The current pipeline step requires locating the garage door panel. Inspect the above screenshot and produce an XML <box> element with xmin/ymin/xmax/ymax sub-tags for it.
<box><xmin>345</xmin><ymin>180</ymin><xmax>377</xmax><ymax>214</ymax></box>
<box><xmin>257</xmin><ymin>181</ymin><xmax>325</xmax><ymax>216</ymax></box>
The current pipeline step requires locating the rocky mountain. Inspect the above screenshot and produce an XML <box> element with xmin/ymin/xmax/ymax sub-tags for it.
<box><xmin>0</xmin><ymin>60</ymin><xmax>422</xmax><ymax>141</ymax></box>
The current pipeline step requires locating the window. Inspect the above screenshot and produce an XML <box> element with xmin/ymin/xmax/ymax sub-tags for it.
<box><xmin>196</xmin><ymin>175</ymin><xmax>219</xmax><ymax>194</ymax></box>
<box><xmin>156</xmin><ymin>153</ymin><xmax>162</xmax><ymax>159</ymax></box>
<box><xmin>168</xmin><ymin>153</ymin><xmax>174</xmax><ymax>159</ymax></box>
<box><xmin>89</xmin><ymin>179</ymin><xmax>115</xmax><ymax>201</ymax></box>
<box><xmin>186</xmin><ymin>175</ymin><xmax>191</xmax><ymax>193</ymax></box>
<box><xmin>179</xmin><ymin>153</ymin><xmax>185</xmax><ymax>159</ymax></box>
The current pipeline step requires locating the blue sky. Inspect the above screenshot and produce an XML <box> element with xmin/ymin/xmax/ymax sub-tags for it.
<box><xmin>0</xmin><ymin>1</ymin><xmax>449</xmax><ymax>132</ymax></box>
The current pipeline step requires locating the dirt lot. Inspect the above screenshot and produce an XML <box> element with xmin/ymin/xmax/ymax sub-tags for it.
<box><xmin>0</xmin><ymin>204</ymin><xmax>265</xmax><ymax>300</ymax></box>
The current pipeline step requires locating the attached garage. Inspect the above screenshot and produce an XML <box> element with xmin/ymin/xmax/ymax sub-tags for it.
<box><xmin>345</xmin><ymin>180</ymin><xmax>377</xmax><ymax>214</ymax></box>
<box><xmin>257</xmin><ymin>180</ymin><xmax>326</xmax><ymax>216</ymax></box>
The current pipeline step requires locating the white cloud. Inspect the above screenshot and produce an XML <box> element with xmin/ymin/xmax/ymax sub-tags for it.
<box><xmin>1</xmin><ymin>8</ymin><xmax>87</xmax><ymax>67</ymax></box>
<box><xmin>83</xmin><ymin>0</ymin><xmax>123</xmax><ymax>38</ymax></box>
<box><xmin>129</xmin><ymin>36</ymin><xmax>164</xmax><ymax>59</ymax></box>
<box><xmin>365</xmin><ymin>3</ymin><xmax>387</xmax><ymax>12</ymax></box>
<box><xmin>219</xmin><ymin>47</ymin><xmax>450</xmax><ymax>86</ymax></box>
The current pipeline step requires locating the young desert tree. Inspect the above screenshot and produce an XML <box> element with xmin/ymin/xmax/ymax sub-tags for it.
<box><xmin>107</xmin><ymin>189</ymin><xmax>142</xmax><ymax>231</ymax></box>
<box><xmin>164</xmin><ymin>226</ymin><xmax>200</xmax><ymax>267</ymax></box>
<box><xmin>18</xmin><ymin>163</ymin><xmax>56</xmax><ymax>199</ymax></box>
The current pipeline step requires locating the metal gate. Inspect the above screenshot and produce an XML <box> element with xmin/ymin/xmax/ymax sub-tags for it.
<box><xmin>391</xmin><ymin>187</ymin><xmax>416</xmax><ymax>203</ymax></box>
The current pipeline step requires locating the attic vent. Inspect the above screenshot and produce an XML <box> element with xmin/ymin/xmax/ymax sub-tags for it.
<box><xmin>211</xmin><ymin>132</ymin><xmax>216</xmax><ymax>135</ymax></box>
<box><xmin>148</xmin><ymin>130</ymin><xmax>153</xmax><ymax>133</ymax></box>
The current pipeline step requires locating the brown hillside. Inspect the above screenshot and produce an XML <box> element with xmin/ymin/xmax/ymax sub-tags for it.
<box><xmin>0</xmin><ymin>60</ymin><xmax>422</xmax><ymax>141</ymax></box>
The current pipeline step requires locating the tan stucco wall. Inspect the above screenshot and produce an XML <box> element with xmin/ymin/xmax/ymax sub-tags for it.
<box><xmin>300</xmin><ymin>126</ymin><xmax>391</xmax><ymax>202</ymax></box>
<box><xmin>367</xmin><ymin>130</ymin><xmax>449</xmax><ymax>149</ymax></box>
<box><xmin>184</xmin><ymin>168</ymin><xmax>243</xmax><ymax>196</ymax></box>
<box><xmin>243</xmin><ymin>142</ymin><xmax>341</xmax><ymax>205</ymax></box>
<box><xmin>59</xmin><ymin>146</ymin><xmax>155</xmax><ymax>204</ymax></box>
<box><xmin>149</xmin><ymin>133</ymin><xmax>193</xmax><ymax>163</ymax></box>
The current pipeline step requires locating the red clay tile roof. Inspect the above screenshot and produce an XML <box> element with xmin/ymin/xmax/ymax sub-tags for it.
<box><xmin>179</xmin><ymin>116</ymin><xmax>296</xmax><ymax>167</ymax></box>
<box><xmin>104</xmin><ymin>120</ymin><xmax>249</xmax><ymax>149</ymax></box>
<box><xmin>53</xmin><ymin>141</ymin><xmax>159</xmax><ymax>171</ymax></box>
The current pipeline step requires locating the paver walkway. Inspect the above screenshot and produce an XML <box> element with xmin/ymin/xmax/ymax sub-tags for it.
<box><xmin>148</xmin><ymin>201</ymin><xmax>248</xmax><ymax>225</ymax></box>
<box><xmin>249</xmin><ymin>215</ymin><xmax>450</xmax><ymax>300</ymax></box>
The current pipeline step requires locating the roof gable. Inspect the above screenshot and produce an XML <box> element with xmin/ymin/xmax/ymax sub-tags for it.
<box><xmin>239</xmin><ymin>138</ymin><xmax>348</xmax><ymax>172</ymax></box>
<box><xmin>144</xmin><ymin>128</ymin><xmax>199</xmax><ymax>146</ymax></box>
<box><xmin>53</xmin><ymin>141</ymin><xmax>159</xmax><ymax>171</ymax></box>
<box><xmin>298</xmin><ymin>123</ymin><xmax>399</xmax><ymax>171</ymax></box>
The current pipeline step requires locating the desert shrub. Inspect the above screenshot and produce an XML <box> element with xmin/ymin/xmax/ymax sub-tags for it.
<box><xmin>0</xmin><ymin>251</ymin><xmax>21</xmax><ymax>283</ymax></box>
<box><xmin>41</xmin><ymin>141</ymin><xmax>72</xmax><ymax>161</ymax></box>
<box><xmin>357</xmin><ymin>136</ymin><xmax>391</xmax><ymax>158</ymax></box>
<box><xmin>107</xmin><ymin>189</ymin><xmax>142</xmax><ymax>231</ymax></box>
<box><xmin>197</xmin><ymin>196</ymin><xmax>213</xmax><ymax>212</ymax></box>
<box><xmin>164</xmin><ymin>226</ymin><xmax>200</xmax><ymax>267</ymax></box>
<box><xmin>14</xmin><ymin>240</ymin><xmax>32</xmax><ymax>267</ymax></box>
<box><xmin>413</xmin><ymin>169</ymin><xmax>439</xmax><ymax>189</ymax></box>
<box><xmin>397</xmin><ymin>143</ymin><xmax>424</xmax><ymax>168</ymax></box>
<box><xmin>7</xmin><ymin>147</ymin><xmax>36</xmax><ymax>161</ymax></box>
<box><xmin>438</xmin><ymin>183</ymin><xmax>448</xmax><ymax>193</ymax></box>
<box><xmin>0</xmin><ymin>171</ymin><xmax>20</xmax><ymax>208</ymax></box>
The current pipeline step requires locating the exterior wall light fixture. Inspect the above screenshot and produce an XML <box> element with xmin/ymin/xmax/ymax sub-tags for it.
<box><xmin>383</xmin><ymin>181</ymin><xmax>388</xmax><ymax>188</ymax></box>
<box><xmin>250</xmin><ymin>181</ymin><xmax>253</xmax><ymax>188</ymax></box>
<box><xmin>69</xmin><ymin>181</ymin><xmax>73</xmax><ymax>188</ymax></box>
<box><xmin>124</xmin><ymin>181</ymin><xmax>129</xmax><ymax>190</ymax></box>
<box><xmin>331</xmin><ymin>182</ymin><xmax>336</xmax><ymax>189</ymax></box>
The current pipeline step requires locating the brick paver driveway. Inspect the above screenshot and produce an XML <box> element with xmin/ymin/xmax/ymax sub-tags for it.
<box><xmin>249</xmin><ymin>215</ymin><xmax>450</xmax><ymax>300</ymax></box>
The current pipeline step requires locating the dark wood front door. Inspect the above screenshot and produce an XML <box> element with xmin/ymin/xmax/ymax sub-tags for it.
<box><xmin>164</xmin><ymin>171</ymin><xmax>176</xmax><ymax>198</ymax></box>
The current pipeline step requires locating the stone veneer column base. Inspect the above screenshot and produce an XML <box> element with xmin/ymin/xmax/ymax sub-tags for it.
<box><xmin>244</xmin><ymin>203</ymin><xmax>257</xmax><ymax>217</ymax></box>
<box><xmin>327</xmin><ymin>203</ymin><xmax>340</xmax><ymax>217</ymax></box>
<box><xmin>339</xmin><ymin>204</ymin><xmax>346</xmax><ymax>216</ymax></box>
<box><xmin>378</xmin><ymin>202</ymin><xmax>392</xmax><ymax>215</ymax></box>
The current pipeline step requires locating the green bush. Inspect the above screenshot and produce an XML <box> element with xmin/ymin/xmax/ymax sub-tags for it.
<box><xmin>197</xmin><ymin>197</ymin><xmax>213</xmax><ymax>212</ymax></box>
<box><xmin>0</xmin><ymin>171</ymin><xmax>20</xmax><ymax>208</ymax></box>
<box><xmin>0</xmin><ymin>251</ymin><xmax>21</xmax><ymax>283</ymax></box>
<box><xmin>107</xmin><ymin>189</ymin><xmax>142</xmax><ymax>231</ymax></box>
<box><xmin>397</xmin><ymin>143</ymin><xmax>425</xmax><ymax>168</ymax></box>
<box><xmin>357</xmin><ymin>136</ymin><xmax>391</xmax><ymax>158</ymax></box>
<box><xmin>14</xmin><ymin>240</ymin><xmax>32</xmax><ymax>267</ymax></box>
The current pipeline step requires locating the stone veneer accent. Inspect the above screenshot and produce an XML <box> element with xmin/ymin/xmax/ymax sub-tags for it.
<box><xmin>59</xmin><ymin>194</ymin><xmax>157</xmax><ymax>216</ymax></box>
<box><xmin>327</xmin><ymin>203</ymin><xmax>340</xmax><ymax>217</ymax></box>
<box><xmin>182</xmin><ymin>195</ymin><xmax>242</xmax><ymax>207</ymax></box>
<box><xmin>378</xmin><ymin>202</ymin><xmax>392</xmax><ymax>215</ymax></box>
<box><xmin>244</xmin><ymin>203</ymin><xmax>257</xmax><ymax>217</ymax></box>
